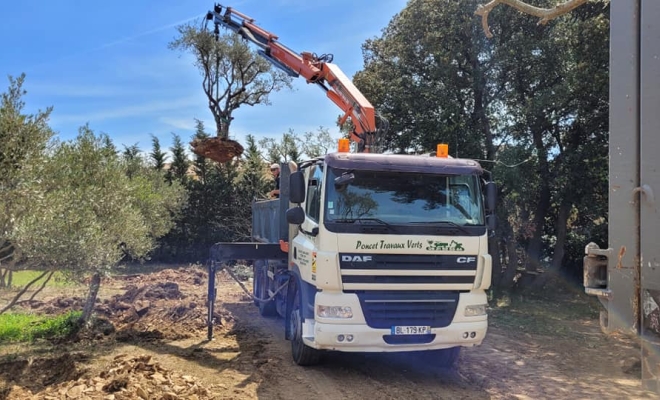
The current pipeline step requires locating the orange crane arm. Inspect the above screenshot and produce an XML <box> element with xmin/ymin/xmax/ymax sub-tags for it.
<box><xmin>206</xmin><ymin>4</ymin><xmax>387</xmax><ymax>152</ymax></box>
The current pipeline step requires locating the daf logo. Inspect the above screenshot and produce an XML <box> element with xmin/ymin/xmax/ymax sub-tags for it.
<box><xmin>342</xmin><ymin>255</ymin><xmax>373</xmax><ymax>262</ymax></box>
<box><xmin>457</xmin><ymin>257</ymin><xmax>477</xmax><ymax>264</ymax></box>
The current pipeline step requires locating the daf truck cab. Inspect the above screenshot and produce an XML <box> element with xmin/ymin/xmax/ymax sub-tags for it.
<box><xmin>247</xmin><ymin>145</ymin><xmax>497</xmax><ymax>366</ymax></box>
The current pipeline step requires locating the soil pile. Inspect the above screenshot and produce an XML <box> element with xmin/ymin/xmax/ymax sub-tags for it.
<box><xmin>5</xmin><ymin>354</ymin><xmax>219</xmax><ymax>400</ymax></box>
<box><xmin>96</xmin><ymin>270</ymin><xmax>231</xmax><ymax>341</ymax></box>
<box><xmin>18</xmin><ymin>267</ymin><xmax>231</xmax><ymax>342</ymax></box>
<box><xmin>190</xmin><ymin>136</ymin><xmax>244</xmax><ymax>163</ymax></box>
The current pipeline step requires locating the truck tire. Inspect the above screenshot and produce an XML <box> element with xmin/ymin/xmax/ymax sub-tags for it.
<box><xmin>423</xmin><ymin>346</ymin><xmax>461</xmax><ymax>369</ymax></box>
<box><xmin>254</xmin><ymin>262</ymin><xmax>277</xmax><ymax>317</ymax></box>
<box><xmin>289</xmin><ymin>282</ymin><xmax>321</xmax><ymax>366</ymax></box>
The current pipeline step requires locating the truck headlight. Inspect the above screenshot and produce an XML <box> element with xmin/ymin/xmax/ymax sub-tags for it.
<box><xmin>317</xmin><ymin>305</ymin><xmax>353</xmax><ymax>319</ymax></box>
<box><xmin>464</xmin><ymin>304</ymin><xmax>487</xmax><ymax>317</ymax></box>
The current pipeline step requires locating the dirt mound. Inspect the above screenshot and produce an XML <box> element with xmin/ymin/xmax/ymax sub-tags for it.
<box><xmin>190</xmin><ymin>136</ymin><xmax>244</xmax><ymax>163</ymax></box>
<box><xmin>22</xmin><ymin>296</ymin><xmax>85</xmax><ymax>315</ymax></box>
<box><xmin>0</xmin><ymin>352</ymin><xmax>88</xmax><ymax>398</ymax></box>
<box><xmin>14</xmin><ymin>267</ymin><xmax>228</xmax><ymax>342</ymax></box>
<box><xmin>5</xmin><ymin>354</ymin><xmax>219</xmax><ymax>400</ymax></box>
<box><xmin>114</xmin><ymin>266</ymin><xmax>207</xmax><ymax>287</ymax></box>
<box><xmin>92</xmin><ymin>279</ymin><xmax>230</xmax><ymax>341</ymax></box>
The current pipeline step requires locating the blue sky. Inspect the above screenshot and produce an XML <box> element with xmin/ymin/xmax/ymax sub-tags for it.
<box><xmin>3</xmin><ymin>0</ymin><xmax>407</xmax><ymax>156</ymax></box>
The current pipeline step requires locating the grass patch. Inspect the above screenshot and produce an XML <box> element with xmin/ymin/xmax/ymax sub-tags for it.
<box><xmin>488</xmin><ymin>294</ymin><xmax>601</xmax><ymax>339</ymax></box>
<box><xmin>0</xmin><ymin>311</ymin><xmax>81</xmax><ymax>343</ymax></box>
<box><xmin>8</xmin><ymin>270</ymin><xmax>72</xmax><ymax>288</ymax></box>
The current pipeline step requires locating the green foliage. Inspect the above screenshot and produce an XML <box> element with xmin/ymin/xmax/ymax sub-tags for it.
<box><xmin>11</xmin><ymin>125</ymin><xmax>186</xmax><ymax>277</ymax></box>
<box><xmin>149</xmin><ymin>134</ymin><xmax>168</xmax><ymax>170</ymax></box>
<box><xmin>168</xmin><ymin>22</ymin><xmax>293</xmax><ymax>138</ymax></box>
<box><xmin>354</xmin><ymin>0</ymin><xmax>494</xmax><ymax>158</ymax></box>
<box><xmin>167</xmin><ymin>133</ymin><xmax>190</xmax><ymax>184</ymax></box>
<box><xmin>258</xmin><ymin>127</ymin><xmax>339</xmax><ymax>163</ymax></box>
<box><xmin>0</xmin><ymin>311</ymin><xmax>81</xmax><ymax>342</ymax></box>
<box><xmin>238</xmin><ymin>134</ymin><xmax>269</xmax><ymax>201</ymax></box>
<box><xmin>354</xmin><ymin>0</ymin><xmax>610</xmax><ymax>286</ymax></box>
<box><xmin>298</xmin><ymin>127</ymin><xmax>337</xmax><ymax>158</ymax></box>
<box><xmin>191</xmin><ymin>119</ymin><xmax>211</xmax><ymax>183</ymax></box>
<box><xmin>121</xmin><ymin>143</ymin><xmax>142</xmax><ymax>179</ymax></box>
<box><xmin>0</xmin><ymin>74</ymin><xmax>55</xmax><ymax>267</ymax></box>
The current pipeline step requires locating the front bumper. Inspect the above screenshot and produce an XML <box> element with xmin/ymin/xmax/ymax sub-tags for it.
<box><xmin>307</xmin><ymin>319</ymin><xmax>487</xmax><ymax>352</ymax></box>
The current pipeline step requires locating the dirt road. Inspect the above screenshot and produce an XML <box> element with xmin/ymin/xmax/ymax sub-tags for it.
<box><xmin>0</xmin><ymin>266</ymin><xmax>656</xmax><ymax>400</ymax></box>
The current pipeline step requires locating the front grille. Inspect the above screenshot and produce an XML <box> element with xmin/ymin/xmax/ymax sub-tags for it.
<box><xmin>340</xmin><ymin>254</ymin><xmax>478</xmax><ymax>271</ymax></box>
<box><xmin>351</xmin><ymin>290</ymin><xmax>460</xmax><ymax>329</ymax></box>
<box><xmin>342</xmin><ymin>275</ymin><xmax>474</xmax><ymax>285</ymax></box>
<box><xmin>339</xmin><ymin>254</ymin><xmax>474</xmax><ymax>328</ymax></box>
<box><xmin>339</xmin><ymin>253</ymin><xmax>479</xmax><ymax>289</ymax></box>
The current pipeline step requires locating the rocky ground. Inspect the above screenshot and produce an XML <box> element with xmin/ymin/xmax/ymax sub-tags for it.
<box><xmin>0</xmin><ymin>265</ymin><xmax>655</xmax><ymax>400</ymax></box>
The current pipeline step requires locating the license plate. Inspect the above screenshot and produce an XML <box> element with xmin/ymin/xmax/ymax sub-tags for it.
<box><xmin>391</xmin><ymin>326</ymin><xmax>431</xmax><ymax>335</ymax></box>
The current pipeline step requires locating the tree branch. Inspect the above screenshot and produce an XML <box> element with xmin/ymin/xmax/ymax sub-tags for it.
<box><xmin>0</xmin><ymin>270</ymin><xmax>49</xmax><ymax>314</ymax></box>
<box><xmin>475</xmin><ymin>0</ymin><xmax>589</xmax><ymax>38</ymax></box>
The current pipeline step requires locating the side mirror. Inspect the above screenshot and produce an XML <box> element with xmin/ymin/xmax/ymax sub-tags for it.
<box><xmin>485</xmin><ymin>181</ymin><xmax>497</xmax><ymax>212</ymax></box>
<box><xmin>487</xmin><ymin>214</ymin><xmax>497</xmax><ymax>231</ymax></box>
<box><xmin>290</xmin><ymin>171</ymin><xmax>306</xmax><ymax>204</ymax></box>
<box><xmin>286</xmin><ymin>207</ymin><xmax>305</xmax><ymax>225</ymax></box>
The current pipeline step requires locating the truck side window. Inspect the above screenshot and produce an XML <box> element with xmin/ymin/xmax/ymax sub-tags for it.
<box><xmin>306</xmin><ymin>165</ymin><xmax>323</xmax><ymax>222</ymax></box>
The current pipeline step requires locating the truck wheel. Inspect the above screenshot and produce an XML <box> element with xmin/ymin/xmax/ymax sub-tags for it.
<box><xmin>255</xmin><ymin>263</ymin><xmax>277</xmax><ymax>317</ymax></box>
<box><xmin>290</xmin><ymin>284</ymin><xmax>321</xmax><ymax>366</ymax></box>
<box><xmin>423</xmin><ymin>347</ymin><xmax>461</xmax><ymax>369</ymax></box>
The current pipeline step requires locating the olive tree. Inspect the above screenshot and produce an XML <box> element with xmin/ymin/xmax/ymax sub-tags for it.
<box><xmin>0</xmin><ymin>74</ymin><xmax>54</xmax><ymax>290</ymax></box>
<box><xmin>11</xmin><ymin>126</ymin><xmax>186</xmax><ymax>324</ymax></box>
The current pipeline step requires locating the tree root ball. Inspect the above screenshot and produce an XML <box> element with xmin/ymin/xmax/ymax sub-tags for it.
<box><xmin>190</xmin><ymin>137</ymin><xmax>244</xmax><ymax>163</ymax></box>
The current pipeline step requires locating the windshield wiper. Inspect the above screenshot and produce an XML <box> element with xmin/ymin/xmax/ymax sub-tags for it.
<box><xmin>408</xmin><ymin>220</ymin><xmax>473</xmax><ymax>234</ymax></box>
<box><xmin>332</xmin><ymin>217</ymin><xmax>394</xmax><ymax>229</ymax></box>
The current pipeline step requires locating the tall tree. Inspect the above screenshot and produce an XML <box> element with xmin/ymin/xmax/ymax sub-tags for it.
<box><xmin>298</xmin><ymin>127</ymin><xmax>338</xmax><ymax>158</ymax></box>
<box><xmin>238</xmin><ymin>134</ymin><xmax>269</xmax><ymax>200</ymax></box>
<box><xmin>149</xmin><ymin>134</ymin><xmax>168</xmax><ymax>171</ymax></box>
<box><xmin>168</xmin><ymin>21</ymin><xmax>293</xmax><ymax>162</ymax></box>
<box><xmin>191</xmin><ymin>119</ymin><xmax>211</xmax><ymax>183</ymax></box>
<box><xmin>259</xmin><ymin>129</ymin><xmax>303</xmax><ymax>165</ymax></box>
<box><xmin>354</xmin><ymin>0</ymin><xmax>497</xmax><ymax>160</ymax></box>
<box><xmin>167</xmin><ymin>133</ymin><xmax>190</xmax><ymax>184</ymax></box>
<box><xmin>122</xmin><ymin>143</ymin><xmax>142</xmax><ymax>179</ymax></box>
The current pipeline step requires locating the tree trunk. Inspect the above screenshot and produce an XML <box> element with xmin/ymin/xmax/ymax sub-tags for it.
<box><xmin>551</xmin><ymin>200</ymin><xmax>572</xmax><ymax>271</ymax></box>
<box><xmin>29</xmin><ymin>271</ymin><xmax>55</xmax><ymax>301</ymax></box>
<box><xmin>0</xmin><ymin>269</ymin><xmax>6</xmax><ymax>288</ymax></box>
<box><xmin>526</xmin><ymin>130</ymin><xmax>551</xmax><ymax>270</ymax></box>
<box><xmin>79</xmin><ymin>272</ymin><xmax>101</xmax><ymax>326</ymax></box>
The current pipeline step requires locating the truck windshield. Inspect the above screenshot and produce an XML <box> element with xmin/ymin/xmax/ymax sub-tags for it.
<box><xmin>325</xmin><ymin>168</ymin><xmax>484</xmax><ymax>226</ymax></box>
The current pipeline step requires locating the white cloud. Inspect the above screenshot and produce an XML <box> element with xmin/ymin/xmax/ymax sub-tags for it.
<box><xmin>51</xmin><ymin>95</ymin><xmax>201</xmax><ymax>125</ymax></box>
<box><xmin>27</xmin><ymin>83</ymin><xmax>160</xmax><ymax>98</ymax></box>
<box><xmin>158</xmin><ymin>116</ymin><xmax>199</xmax><ymax>131</ymax></box>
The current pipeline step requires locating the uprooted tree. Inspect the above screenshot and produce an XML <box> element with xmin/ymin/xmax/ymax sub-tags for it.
<box><xmin>168</xmin><ymin>20</ymin><xmax>293</xmax><ymax>163</ymax></box>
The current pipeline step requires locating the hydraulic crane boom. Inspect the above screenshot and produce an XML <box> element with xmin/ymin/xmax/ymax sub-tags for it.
<box><xmin>205</xmin><ymin>4</ymin><xmax>388</xmax><ymax>153</ymax></box>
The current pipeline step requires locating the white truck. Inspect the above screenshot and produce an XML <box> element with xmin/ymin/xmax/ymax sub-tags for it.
<box><xmin>203</xmin><ymin>3</ymin><xmax>497</xmax><ymax>367</ymax></box>
<box><xmin>207</xmin><ymin>146</ymin><xmax>497</xmax><ymax>366</ymax></box>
